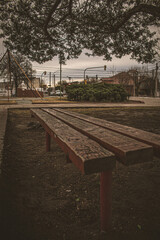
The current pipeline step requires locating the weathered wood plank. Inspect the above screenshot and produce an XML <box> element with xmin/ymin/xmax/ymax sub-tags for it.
<box><xmin>31</xmin><ymin>109</ymin><xmax>116</xmax><ymax>174</ymax></box>
<box><xmin>43</xmin><ymin>108</ymin><xmax>153</xmax><ymax>165</ymax></box>
<box><xmin>53</xmin><ymin>108</ymin><xmax>160</xmax><ymax>158</ymax></box>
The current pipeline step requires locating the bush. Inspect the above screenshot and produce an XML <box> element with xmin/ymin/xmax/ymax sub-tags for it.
<box><xmin>66</xmin><ymin>83</ymin><xmax>128</xmax><ymax>102</ymax></box>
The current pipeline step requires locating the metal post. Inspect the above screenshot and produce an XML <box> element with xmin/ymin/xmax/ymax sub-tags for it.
<box><xmin>54</xmin><ymin>74</ymin><xmax>56</xmax><ymax>92</ymax></box>
<box><xmin>100</xmin><ymin>171</ymin><xmax>112</xmax><ymax>232</ymax></box>
<box><xmin>60</xmin><ymin>60</ymin><xmax>62</xmax><ymax>100</ymax></box>
<box><xmin>41</xmin><ymin>71</ymin><xmax>47</xmax><ymax>93</ymax></box>
<box><xmin>46</xmin><ymin>131</ymin><xmax>51</xmax><ymax>152</ymax></box>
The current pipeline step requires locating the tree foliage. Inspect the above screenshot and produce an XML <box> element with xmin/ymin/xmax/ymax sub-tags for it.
<box><xmin>56</xmin><ymin>80</ymin><xmax>68</xmax><ymax>91</ymax></box>
<box><xmin>0</xmin><ymin>0</ymin><xmax>159</xmax><ymax>63</ymax></box>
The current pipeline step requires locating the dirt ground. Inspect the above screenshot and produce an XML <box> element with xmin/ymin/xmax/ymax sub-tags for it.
<box><xmin>0</xmin><ymin>107</ymin><xmax>160</xmax><ymax>240</ymax></box>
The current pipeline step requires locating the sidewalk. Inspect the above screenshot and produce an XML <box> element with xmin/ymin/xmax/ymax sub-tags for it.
<box><xmin>130</xmin><ymin>96</ymin><xmax>160</xmax><ymax>106</ymax></box>
<box><xmin>1</xmin><ymin>101</ymin><xmax>160</xmax><ymax>110</ymax></box>
<box><xmin>1</xmin><ymin>96</ymin><xmax>160</xmax><ymax>109</ymax></box>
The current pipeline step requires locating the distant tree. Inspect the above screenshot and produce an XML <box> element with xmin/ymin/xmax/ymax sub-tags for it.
<box><xmin>0</xmin><ymin>52</ymin><xmax>36</xmax><ymax>96</ymax></box>
<box><xmin>128</xmin><ymin>67</ymin><xmax>156</xmax><ymax>96</ymax></box>
<box><xmin>56</xmin><ymin>80</ymin><xmax>68</xmax><ymax>91</ymax></box>
<box><xmin>0</xmin><ymin>0</ymin><xmax>159</xmax><ymax>63</ymax></box>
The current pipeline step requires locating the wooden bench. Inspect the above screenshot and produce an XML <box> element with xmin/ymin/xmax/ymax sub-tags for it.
<box><xmin>30</xmin><ymin>108</ymin><xmax>160</xmax><ymax>232</ymax></box>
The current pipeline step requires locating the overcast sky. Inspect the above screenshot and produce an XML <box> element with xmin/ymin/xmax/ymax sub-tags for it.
<box><xmin>0</xmin><ymin>38</ymin><xmax>141</xmax><ymax>69</ymax></box>
<box><xmin>32</xmin><ymin>53</ymin><xmax>140</xmax><ymax>71</ymax></box>
<box><xmin>0</xmin><ymin>38</ymin><xmax>155</xmax><ymax>83</ymax></box>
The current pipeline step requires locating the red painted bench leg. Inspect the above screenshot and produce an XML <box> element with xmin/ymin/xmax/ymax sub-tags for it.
<box><xmin>66</xmin><ymin>154</ymin><xmax>72</xmax><ymax>163</ymax></box>
<box><xmin>100</xmin><ymin>170</ymin><xmax>112</xmax><ymax>232</ymax></box>
<box><xmin>46</xmin><ymin>131</ymin><xmax>50</xmax><ymax>152</ymax></box>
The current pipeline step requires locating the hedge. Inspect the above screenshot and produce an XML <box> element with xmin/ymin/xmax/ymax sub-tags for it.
<box><xmin>66</xmin><ymin>83</ymin><xmax>128</xmax><ymax>102</ymax></box>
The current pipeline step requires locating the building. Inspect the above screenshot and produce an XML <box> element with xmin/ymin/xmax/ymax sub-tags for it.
<box><xmin>100</xmin><ymin>71</ymin><xmax>135</xmax><ymax>96</ymax></box>
<box><xmin>27</xmin><ymin>77</ymin><xmax>41</xmax><ymax>89</ymax></box>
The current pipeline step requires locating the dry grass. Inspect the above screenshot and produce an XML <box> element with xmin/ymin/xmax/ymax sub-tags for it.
<box><xmin>32</xmin><ymin>96</ymin><xmax>75</xmax><ymax>104</ymax></box>
<box><xmin>0</xmin><ymin>100</ymin><xmax>16</xmax><ymax>105</ymax></box>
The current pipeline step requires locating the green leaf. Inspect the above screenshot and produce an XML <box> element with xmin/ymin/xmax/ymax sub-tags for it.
<box><xmin>137</xmin><ymin>224</ymin><xmax>142</xmax><ymax>230</ymax></box>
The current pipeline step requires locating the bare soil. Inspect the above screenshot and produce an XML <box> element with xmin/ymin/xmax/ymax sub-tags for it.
<box><xmin>0</xmin><ymin>107</ymin><xmax>160</xmax><ymax>240</ymax></box>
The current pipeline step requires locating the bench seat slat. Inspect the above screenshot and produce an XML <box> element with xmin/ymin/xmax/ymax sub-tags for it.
<box><xmin>31</xmin><ymin>109</ymin><xmax>116</xmax><ymax>174</ymax></box>
<box><xmin>54</xmin><ymin>108</ymin><xmax>160</xmax><ymax>158</ymax></box>
<box><xmin>44</xmin><ymin>109</ymin><xmax>153</xmax><ymax>166</ymax></box>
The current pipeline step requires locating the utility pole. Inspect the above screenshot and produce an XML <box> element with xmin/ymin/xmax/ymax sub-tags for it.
<box><xmin>52</xmin><ymin>70</ymin><xmax>59</xmax><ymax>93</ymax></box>
<box><xmin>49</xmin><ymin>72</ymin><xmax>51</xmax><ymax>87</ymax></box>
<box><xmin>52</xmin><ymin>73</ymin><xmax>56</xmax><ymax>92</ymax></box>
<box><xmin>130</xmin><ymin>70</ymin><xmax>137</xmax><ymax>97</ymax></box>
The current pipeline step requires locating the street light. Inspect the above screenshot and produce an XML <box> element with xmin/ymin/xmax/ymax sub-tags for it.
<box><xmin>52</xmin><ymin>70</ymin><xmax>59</xmax><ymax>93</ymax></box>
<box><xmin>41</xmin><ymin>71</ymin><xmax>47</xmax><ymax>92</ymax></box>
<box><xmin>84</xmin><ymin>66</ymin><xmax>107</xmax><ymax>83</ymax></box>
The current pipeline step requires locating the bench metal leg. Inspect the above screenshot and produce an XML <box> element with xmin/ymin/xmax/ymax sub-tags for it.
<box><xmin>46</xmin><ymin>131</ymin><xmax>51</xmax><ymax>152</ymax></box>
<box><xmin>100</xmin><ymin>170</ymin><xmax>112</xmax><ymax>232</ymax></box>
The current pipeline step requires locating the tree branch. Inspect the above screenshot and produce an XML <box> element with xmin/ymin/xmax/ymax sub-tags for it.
<box><xmin>44</xmin><ymin>0</ymin><xmax>62</xmax><ymax>32</ymax></box>
<box><xmin>68</xmin><ymin>0</ymin><xmax>73</xmax><ymax>15</ymax></box>
<box><xmin>44</xmin><ymin>0</ymin><xmax>73</xmax><ymax>39</ymax></box>
<box><xmin>112</xmin><ymin>4</ymin><xmax>160</xmax><ymax>33</ymax></box>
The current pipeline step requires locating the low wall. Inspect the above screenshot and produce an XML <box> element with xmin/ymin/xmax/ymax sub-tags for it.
<box><xmin>17</xmin><ymin>88</ymin><xmax>43</xmax><ymax>97</ymax></box>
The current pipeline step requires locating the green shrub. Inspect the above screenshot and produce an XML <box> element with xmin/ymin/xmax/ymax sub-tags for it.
<box><xmin>66</xmin><ymin>83</ymin><xmax>128</xmax><ymax>102</ymax></box>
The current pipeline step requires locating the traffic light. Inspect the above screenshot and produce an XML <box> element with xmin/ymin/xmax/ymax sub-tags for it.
<box><xmin>104</xmin><ymin>65</ymin><xmax>106</xmax><ymax>71</ymax></box>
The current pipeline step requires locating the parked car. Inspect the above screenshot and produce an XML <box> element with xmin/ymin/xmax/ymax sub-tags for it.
<box><xmin>55</xmin><ymin>90</ymin><xmax>63</xmax><ymax>96</ymax></box>
<box><xmin>0</xmin><ymin>89</ymin><xmax>7</xmax><ymax>96</ymax></box>
<box><xmin>50</xmin><ymin>91</ymin><xmax>55</xmax><ymax>96</ymax></box>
